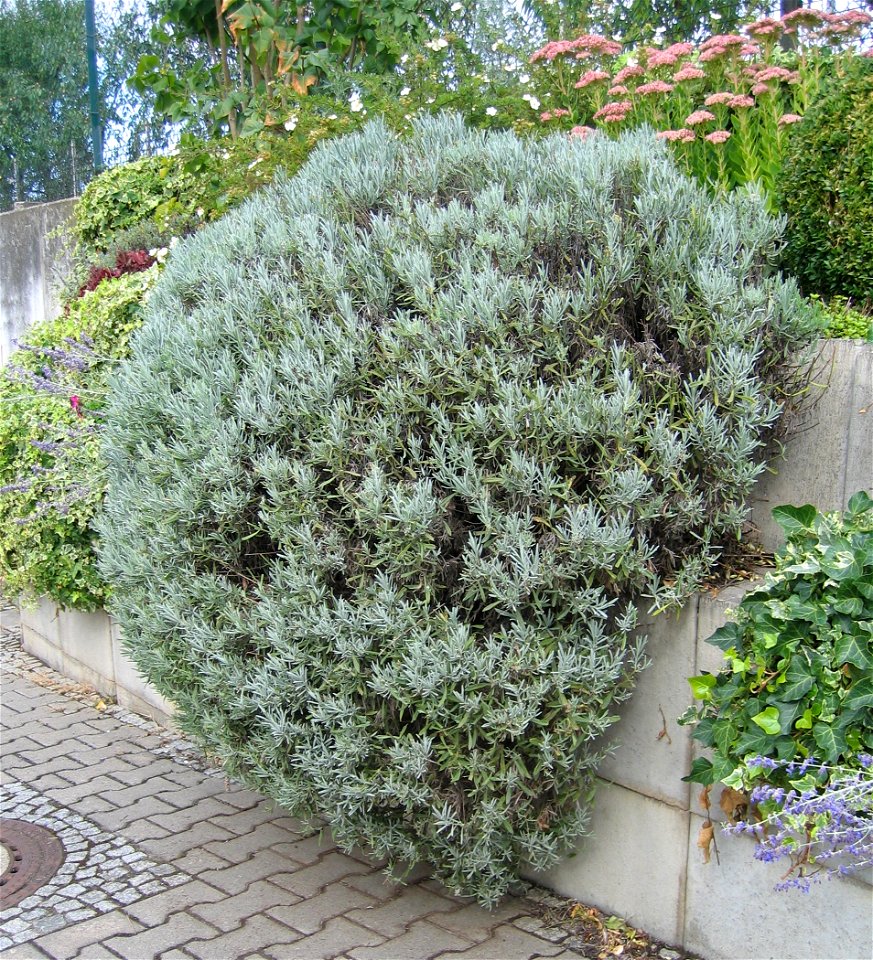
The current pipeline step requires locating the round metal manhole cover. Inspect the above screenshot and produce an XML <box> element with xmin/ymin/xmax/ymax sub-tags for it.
<box><xmin>0</xmin><ymin>819</ymin><xmax>66</xmax><ymax>909</ymax></box>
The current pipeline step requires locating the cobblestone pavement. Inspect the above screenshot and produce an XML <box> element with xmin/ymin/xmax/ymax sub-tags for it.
<box><xmin>0</xmin><ymin>608</ymin><xmax>687</xmax><ymax>960</ymax></box>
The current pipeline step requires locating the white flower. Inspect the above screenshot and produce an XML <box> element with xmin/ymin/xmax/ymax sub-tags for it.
<box><xmin>350</xmin><ymin>94</ymin><xmax>363</xmax><ymax>112</ymax></box>
<box><xmin>283</xmin><ymin>115</ymin><xmax>298</xmax><ymax>131</ymax></box>
<box><xmin>404</xmin><ymin>113</ymin><xmax>412</xmax><ymax>120</ymax></box>
<box><xmin>169</xmin><ymin>236</ymin><xmax>180</xmax><ymax>249</ymax></box>
<box><xmin>195</xmin><ymin>207</ymin><xmax>204</xmax><ymax>218</ymax></box>
<box><xmin>711</xmin><ymin>11</ymin><xmax>722</xmax><ymax>19</ymax></box>
<box><xmin>425</xmin><ymin>37</ymin><xmax>449</xmax><ymax>51</ymax></box>
<box><xmin>491</xmin><ymin>41</ymin><xmax>500</xmax><ymax>51</ymax></box>
<box><xmin>327</xmin><ymin>114</ymin><xmax>338</xmax><ymax>120</ymax></box>
<box><xmin>486</xmin><ymin>106</ymin><xmax>497</xmax><ymax>116</ymax></box>
<box><xmin>220</xmin><ymin>150</ymin><xmax>230</xmax><ymax>159</ymax></box>
<box><xmin>503</xmin><ymin>62</ymin><xmax>516</xmax><ymax>72</ymax></box>
<box><xmin>519</xmin><ymin>73</ymin><xmax>530</xmax><ymax>84</ymax></box>
<box><xmin>426</xmin><ymin>97</ymin><xmax>435</xmax><ymax>104</ymax></box>
<box><xmin>450</xmin><ymin>1</ymin><xmax>463</xmax><ymax>10</ymax></box>
<box><xmin>400</xmin><ymin>86</ymin><xmax>411</xmax><ymax>96</ymax></box>
<box><xmin>528</xmin><ymin>96</ymin><xmax>541</xmax><ymax>109</ymax></box>
<box><xmin>400</xmin><ymin>53</ymin><xmax>409</xmax><ymax>64</ymax></box>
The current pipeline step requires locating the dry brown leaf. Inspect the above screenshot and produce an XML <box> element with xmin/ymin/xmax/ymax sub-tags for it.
<box><xmin>697</xmin><ymin>819</ymin><xmax>714</xmax><ymax>863</ymax></box>
<box><xmin>719</xmin><ymin>786</ymin><xmax>748</xmax><ymax>824</ymax></box>
<box><xmin>699</xmin><ymin>784</ymin><xmax>711</xmax><ymax>813</ymax></box>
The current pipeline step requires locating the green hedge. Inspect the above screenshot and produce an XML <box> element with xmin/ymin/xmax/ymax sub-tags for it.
<box><xmin>779</xmin><ymin>59</ymin><xmax>873</xmax><ymax>303</ymax></box>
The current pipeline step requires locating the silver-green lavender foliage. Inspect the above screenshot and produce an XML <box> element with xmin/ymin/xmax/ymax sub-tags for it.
<box><xmin>98</xmin><ymin>115</ymin><xmax>816</xmax><ymax>905</ymax></box>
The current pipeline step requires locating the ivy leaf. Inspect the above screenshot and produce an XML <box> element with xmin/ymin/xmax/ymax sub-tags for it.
<box><xmin>833</xmin><ymin>632</ymin><xmax>873</xmax><ymax>670</ymax></box>
<box><xmin>772</xmin><ymin>504</ymin><xmax>817</xmax><ymax>535</ymax></box>
<box><xmin>847</xmin><ymin>490</ymin><xmax>873</xmax><ymax>517</ymax></box>
<box><xmin>683</xmin><ymin>756</ymin><xmax>715</xmax><ymax>785</ymax></box>
<box><xmin>707</xmin><ymin>622</ymin><xmax>743</xmax><ymax>652</ymax></box>
<box><xmin>751</xmin><ymin>706</ymin><xmax>782</xmax><ymax>735</ymax></box>
<box><xmin>780</xmin><ymin>658</ymin><xmax>817</xmax><ymax>701</ymax></box>
<box><xmin>842</xmin><ymin>678</ymin><xmax>873</xmax><ymax>712</ymax></box>
<box><xmin>688</xmin><ymin>674</ymin><xmax>717</xmax><ymax>701</ymax></box>
<box><xmin>812</xmin><ymin>721</ymin><xmax>847</xmax><ymax>764</ymax></box>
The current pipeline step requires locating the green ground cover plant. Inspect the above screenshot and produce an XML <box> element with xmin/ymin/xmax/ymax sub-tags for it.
<box><xmin>682</xmin><ymin>493</ymin><xmax>873</xmax><ymax>889</ymax></box>
<box><xmin>0</xmin><ymin>270</ymin><xmax>159</xmax><ymax>609</ymax></box>
<box><xmin>98</xmin><ymin>115</ymin><xmax>815</xmax><ymax>904</ymax></box>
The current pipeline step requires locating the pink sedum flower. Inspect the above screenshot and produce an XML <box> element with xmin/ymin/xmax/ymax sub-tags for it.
<box><xmin>614</xmin><ymin>64</ymin><xmax>645</xmax><ymax>84</ymax></box>
<box><xmin>666</xmin><ymin>42</ymin><xmax>694</xmax><ymax>57</ymax></box>
<box><xmin>728</xmin><ymin>95</ymin><xmax>755</xmax><ymax>109</ymax></box>
<box><xmin>705</xmin><ymin>92</ymin><xmax>735</xmax><ymax>106</ymax></box>
<box><xmin>704</xmin><ymin>130</ymin><xmax>731</xmax><ymax>144</ymax></box>
<box><xmin>575</xmin><ymin>70</ymin><xmax>610</xmax><ymax>88</ymax></box>
<box><xmin>608</xmin><ymin>84</ymin><xmax>629</xmax><ymax>95</ymax></box>
<box><xmin>778</xmin><ymin>113</ymin><xmax>803</xmax><ymax>126</ymax></box>
<box><xmin>540</xmin><ymin>108</ymin><xmax>571</xmax><ymax>122</ymax></box>
<box><xmin>569</xmin><ymin>125</ymin><xmax>596</xmax><ymax>140</ymax></box>
<box><xmin>685</xmin><ymin>109</ymin><xmax>716</xmax><ymax>126</ymax></box>
<box><xmin>636</xmin><ymin>80</ymin><xmax>674</xmax><ymax>96</ymax></box>
<box><xmin>745</xmin><ymin>18</ymin><xmax>782</xmax><ymax>38</ymax></box>
<box><xmin>701</xmin><ymin>33</ymin><xmax>747</xmax><ymax>50</ymax></box>
<box><xmin>751</xmin><ymin>83</ymin><xmax>771</xmax><ymax>95</ymax></box>
<box><xmin>646</xmin><ymin>49</ymin><xmax>678</xmax><ymax>68</ymax></box>
<box><xmin>756</xmin><ymin>66</ymin><xmax>795</xmax><ymax>82</ymax></box>
<box><xmin>673</xmin><ymin>66</ymin><xmax>705</xmax><ymax>82</ymax></box>
<box><xmin>656</xmin><ymin>129</ymin><xmax>695</xmax><ymax>142</ymax></box>
<box><xmin>593</xmin><ymin>100</ymin><xmax>632</xmax><ymax>121</ymax></box>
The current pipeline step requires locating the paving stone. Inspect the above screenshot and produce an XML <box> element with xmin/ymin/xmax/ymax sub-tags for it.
<box><xmin>429</xmin><ymin>901</ymin><xmax>529</xmax><ymax>941</ymax></box>
<box><xmin>341</xmin><ymin>871</ymin><xmax>408</xmax><ymax>902</ymax></box>
<box><xmin>185</xmin><ymin>916</ymin><xmax>304</xmax><ymax>959</ymax></box>
<box><xmin>190</xmin><ymin>880</ymin><xmax>302</xmax><ymax>933</ymax></box>
<box><xmin>103</xmin><ymin>912</ymin><xmax>222</xmax><ymax>960</ymax></box>
<box><xmin>432</xmin><ymin>927</ymin><xmax>567</xmax><ymax>959</ymax></box>
<box><xmin>513</xmin><ymin>915</ymin><xmax>570</xmax><ymax>944</ymax></box>
<box><xmin>269</xmin><ymin>833</ymin><xmax>333</xmax><ymax>866</ymax></box>
<box><xmin>123</xmin><ymin>880</ymin><xmax>227</xmax><ymax>927</ymax></box>
<box><xmin>344</xmin><ymin>884</ymin><xmax>459</xmax><ymax>939</ymax></box>
<box><xmin>204</xmin><ymin>822</ymin><xmax>306</xmax><ymax>864</ymax></box>
<box><xmin>0</xmin><ymin>943</ymin><xmax>53</xmax><ymax>959</ymax></box>
<box><xmin>71</xmin><ymin>945</ymin><xmax>124</xmax><ymax>959</ymax></box>
<box><xmin>30</xmin><ymin>909</ymin><xmax>145</xmax><ymax>958</ymax></box>
<box><xmin>136</xmin><ymin>821</ymin><xmax>237</xmax><ymax>860</ymax></box>
<box><xmin>263</xmin><ymin>917</ymin><xmax>387</xmax><ymax>960</ymax></box>
<box><xmin>349</xmin><ymin>919</ymin><xmax>474</xmax><ymax>959</ymax></box>
<box><xmin>266</xmin><ymin>882</ymin><xmax>377</xmax><ymax>935</ymax></box>
<box><xmin>147</xmin><ymin>797</ymin><xmax>241</xmax><ymax>833</ymax></box>
<box><xmin>171</xmin><ymin>848</ymin><xmax>233</xmax><ymax>875</ymax></box>
<box><xmin>198</xmin><ymin>850</ymin><xmax>332</xmax><ymax>896</ymax></box>
<box><xmin>267</xmin><ymin>852</ymin><xmax>372</xmax><ymax>900</ymax></box>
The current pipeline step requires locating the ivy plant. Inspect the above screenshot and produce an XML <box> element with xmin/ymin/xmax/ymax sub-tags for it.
<box><xmin>682</xmin><ymin>492</ymin><xmax>873</xmax><ymax>790</ymax></box>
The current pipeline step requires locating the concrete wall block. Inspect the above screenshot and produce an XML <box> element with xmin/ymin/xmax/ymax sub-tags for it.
<box><xmin>110</xmin><ymin>618</ymin><xmax>176</xmax><ymax>724</ymax></box>
<box><xmin>527</xmin><ymin>780</ymin><xmax>689</xmax><ymax>947</ymax></box>
<box><xmin>56</xmin><ymin>606</ymin><xmax>115</xmax><ymax>690</ymax></box>
<box><xmin>19</xmin><ymin>599</ymin><xmax>64</xmax><ymax>675</ymax></box>
<box><xmin>597</xmin><ymin>598</ymin><xmax>698</xmax><ymax>808</ymax></box>
<box><xmin>683</xmin><ymin>812</ymin><xmax>873</xmax><ymax>960</ymax></box>
<box><xmin>750</xmin><ymin>340</ymin><xmax>873</xmax><ymax>553</ymax></box>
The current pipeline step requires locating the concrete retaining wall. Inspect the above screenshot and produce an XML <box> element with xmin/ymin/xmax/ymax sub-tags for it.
<box><xmin>18</xmin><ymin>598</ymin><xmax>174</xmax><ymax>726</ymax></box>
<box><xmin>526</xmin><ymin>587</ymin><xmax>873</xmax><ymax>960</ymax></box>
<box><xmin>0</xmin><ymin>199</ymin><xmax>77</xmax><ymax>367</ymax></box>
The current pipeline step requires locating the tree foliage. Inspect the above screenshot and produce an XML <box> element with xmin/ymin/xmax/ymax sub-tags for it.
<box><xmin>99</xmin><ymin>116</ymin><xmax>815</xmax><ymax>904</ymax></box>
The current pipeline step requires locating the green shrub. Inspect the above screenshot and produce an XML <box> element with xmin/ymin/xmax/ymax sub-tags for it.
<box><xmin>0</xmin><ymin>270</ymin><xmax>158</xmax><ymax>609</ymax></box>
<box><xmin>812</xmin><ymin>296</ymin><xmax>873</xmax><ymax>341</ymax></box>
<box><xmin>682</xmin><ymin>492</ymin><xmax>873</xmax><ymax>788</ymax></box>
<box><xmin>779</xmin><ymin>59</ymin><xmax>873</xmax><ymax>303</ymax></box>
<box><xmin>98</xmin><ymin>116</ymin><xmax>816</xmax><ymax>904</ymax></box>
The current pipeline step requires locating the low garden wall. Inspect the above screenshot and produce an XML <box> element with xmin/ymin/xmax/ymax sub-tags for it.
<box><xmin>18</xmin><ymin>597</ymin><xmax>174</xmax><ymax>726</ymax></box>
<box><xmin>526</xmin><ymin>587</ymin><xmax>873</xmax><ymax>960</ymax></box>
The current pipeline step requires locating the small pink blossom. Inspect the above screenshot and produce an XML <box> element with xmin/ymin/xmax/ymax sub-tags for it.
<box><xmin>700</xmin><ymin>33</ymin><xmax>747</xmax><ymax>51</ymax></box>
<box><xmin>646</xmin><ymin>49</ymin><xmax>678</xmax><ymax>68</ymax></box>
<box><xmin>569</xmin><ymin>125</ymin><xmax>596</xmax><ymax>140</ymax></box>
<box><xmin>593</xmin><ymin>100</ymin><xmax>632</xmax><ymax>121</ymax></box>
<box><xmin>673</xmin><ymin>66</ymin><xmax>705</xmax><ymax>82</ymax></box>
<box><xmin>755</xmin><ymin>66</ymin><xmax>794</xmax><ymax>82</ymax></box>
<box><xmin>636</xmin><ymin>80</ymin><xmax>674</xmax><ymax>96</ymax></box>
<box><xmin>704</xmin><ymin>92</ymin><xmax>735</xmax><ymax>106</ymax></box>
<box><xmin>728</xmin><ymin>95</ymin><xmax>755</xmax><ymax>109</ymax></box>
<box><xmin>704</xmin><ymin>130</ymin><xmax>732</xmax><ymax>144</ymax></box>
<box><xmin>740</xmin><ymin>43</ymin><xmax>761</xmax><ymax>56</ymax></box>
<box><xmin>685</xmin><ymin>109</ymin><xmax>716</xmax><ymax>126</ymax></box>
<box><xmin>70</xmin><ymin>395</ymin><xmax>83</xmax><ymax>418</ymax></box>
<box><xmin>575</xmin><ymin>69</ymin><xmax>610</xmax><ymax>88</ymax></box>
<box><xmin>781</xmin><ymin>8</ymin><xmax>826</xmax><ymax>28</ymax></box>
<box><xmin>698</xmin><ymin>47</ymin><xmax>726</xmax><ymax>62</ymax></box>
<box><xmin>751</xmin><ymin>82</ymin><xmax>771</xmax><ymax>95</ymax></box>
<box><xmin>863</xmin><ymin>48</ymin><xmax>873</xmax><ymax>58</ymax></box>
<box><xmin>745</xmin><ymin>17</ymin><xmax>782</xmax><ymax>38</ymax></box>
<box><xmin>778</xmin><ymin>113</ymin><xmax>802</xmax><ymax>126</ymax></box>
<box><xmin>656</xmin><ymin>129</ymin><xmax>695</xmax><ymax>142</ymax></box>
<box><xmin>614</xmin><ymin>64</ymin><xmax>645</xmax><ymax>84</ymax></box>
<box><xmin>665</xmin><ymin>42</ymin><xmax>694</xmax><ymax>57</ymax></box>
<box><xmin>540</xmin><ymin>108</ymin><xmax>571</xmax><ymax>122</ymax></box>
<box><xmin>608</xmin><ymin>84</ymin><xmax>629</xmax><ymax>95</ymax></box>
